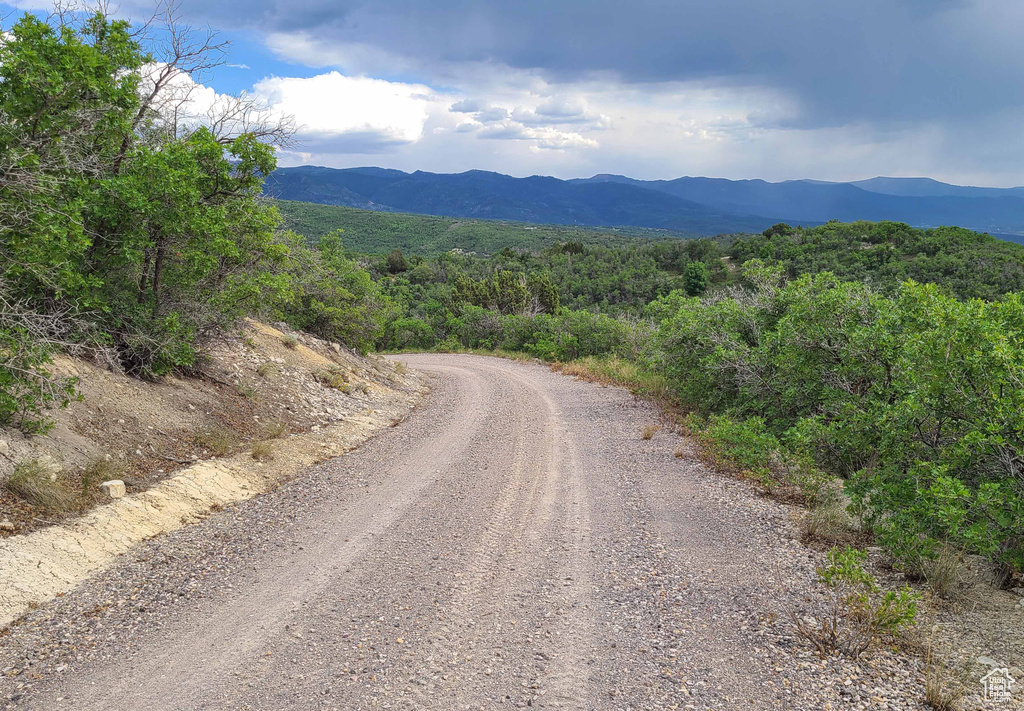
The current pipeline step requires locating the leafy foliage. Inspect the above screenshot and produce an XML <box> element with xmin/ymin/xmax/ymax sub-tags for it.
<box><xmin>653</xmin><ymin>263</ymin><xmax>1024</xmax><ymax>572</ymax></box>
<box><xmin>731</xmin><ymin>220</ymin><xmax>1024</xmax><ymax>301</ymax></box>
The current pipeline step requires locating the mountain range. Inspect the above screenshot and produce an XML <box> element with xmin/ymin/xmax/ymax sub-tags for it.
<box><xmin>264</xmin><ymin>166</ymin><xmax>1024</xmax><ymax>239</ymax></box>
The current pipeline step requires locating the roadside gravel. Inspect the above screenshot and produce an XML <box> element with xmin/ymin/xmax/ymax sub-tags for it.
<box><xmin>0</xmin><ymin>354</ymin><xmax>930</xmax><ymax>709</ymax></box>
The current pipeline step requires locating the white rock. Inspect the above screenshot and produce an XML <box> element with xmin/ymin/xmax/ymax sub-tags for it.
<box><xmin>977</xmin><ymin>655</ymin><xmax>1002</xmax><ymax>667</ymax></box>
<box><xmin>99</xmin><ymin>480</ymin><xmax>126</xmax><ymax>499</ymax></box>
<box><xmin>0</xmin><ymin>440</ymin><xmax>9</xmax><ymax>457</ymax></box>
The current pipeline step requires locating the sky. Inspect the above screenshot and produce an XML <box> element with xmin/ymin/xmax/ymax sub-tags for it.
<box><xmin>4</xmin><ymin>0</ymin><xmax>1023</xmax><ymax>186</ymax></box>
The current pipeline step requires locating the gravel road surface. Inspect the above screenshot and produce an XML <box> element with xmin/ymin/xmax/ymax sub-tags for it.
<box><xmin>0</xmin><ymin>355</ymin><xmax>926</xmax><ymax>710</ymax></box>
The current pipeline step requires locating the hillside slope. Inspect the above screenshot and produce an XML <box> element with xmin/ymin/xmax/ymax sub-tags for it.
<box><xmin>264</xmin><ymin>167</ymin><xmax>783</xmax><ymax>234</ymax></box>
<box><xmin>0</xmin><ymin>320</ymin><xmax>423</xmax><ymax>537</ymax></box>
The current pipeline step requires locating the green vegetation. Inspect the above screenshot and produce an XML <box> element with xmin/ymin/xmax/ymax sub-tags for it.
<box><xmin>273</xmin><ymin>199</ymin><xmax>693</xmax><ymax>255</ymax></box>
<box><xmin>732</xmin><ymin>220</ymin><xmax>1024</xmax><ymax>301</ymax></box>
<box><xmin>358</xmin><ymin>221</ymin><xmax>1024</xmax><ymax>579</ymax></box>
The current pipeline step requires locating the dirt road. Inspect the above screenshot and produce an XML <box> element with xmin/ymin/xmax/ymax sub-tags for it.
<box><xmin>0</xmin><ymin>355</ymin><xmax>924</xmax><ymax>710</ymax></box>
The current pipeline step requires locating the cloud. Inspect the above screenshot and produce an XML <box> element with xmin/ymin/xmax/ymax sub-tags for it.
<box><xmin>53</xmin><ymin>0</ymin><xmax>1024</xmax><ymax>184</ymax></box>
<box><xmin>254</xmin><ymin>72</ymin><xmax>444</xmax><ymax>153</ymax></box>
<box><xmin>170</xmin><ymin>0</ymin><xmax>1024</xmax><ymax>130</ymax></box>
<box><xmin>477</xmin><ymin>122</ymin><xmax>598</xmax><ymax>150</ymax></box>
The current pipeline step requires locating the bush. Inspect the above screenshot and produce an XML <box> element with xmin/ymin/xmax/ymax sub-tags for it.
<box><xmin>788</xmin><ymin>546</ymin><xmax>919</xmax><ymax>659</ymax></box>
<box><xmin>656</xmin><ymin>267</ymin><xmax>1024</xmax><ymax>574</ymax></box>
<box><xmin>0</xmin><ymin>288</ymin><xmax>79</xmax><ymax>433</ymax></box>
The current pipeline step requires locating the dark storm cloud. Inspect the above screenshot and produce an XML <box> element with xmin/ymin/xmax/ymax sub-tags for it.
<box><xmin>174</xmin><ymin>0</ymin><xmax>1020</xmax><ymax>129</ymax></box>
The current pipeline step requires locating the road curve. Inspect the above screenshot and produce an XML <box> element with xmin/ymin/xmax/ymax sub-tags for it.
<box><xmin>1</xmin><ymin>355</ymin><xmax>852</xmax><ymax>710</ymax></box>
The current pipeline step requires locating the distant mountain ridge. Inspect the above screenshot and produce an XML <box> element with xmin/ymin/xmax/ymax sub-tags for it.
<box><xmin>264</xmin><ymin>167</ymin><xmax>1024</xmax><ymax>238</ymax></box>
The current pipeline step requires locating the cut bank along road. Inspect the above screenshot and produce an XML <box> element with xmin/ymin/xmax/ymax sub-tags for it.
<box><xmin>0</xmin><ymin>355</ymin><xmax>907</xmax><ymax>710</ymax></box>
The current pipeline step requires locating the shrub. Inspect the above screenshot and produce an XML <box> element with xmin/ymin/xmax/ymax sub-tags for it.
<box><xmin>689</xmin><ymin>415</ymin><xmax>780</xmax><ymax>490</ymax></box>
<box><xmin>0</xmin><ymin>291</ymin><xmax>79</xmax><ymax>434</ymax></box>
<box><xmin>787</xmin><ymin>546</ymin><xmax>919</xmax><ymax>659</ymax></box>
<box><xmin>641</xmin><ymin>424</ymin><xmax>659</xmax><ymax>440</ymax></box>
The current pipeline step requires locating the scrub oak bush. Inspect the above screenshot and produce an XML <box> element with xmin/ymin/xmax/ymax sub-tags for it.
<box><xmin>654</xmin><ymin>262</ymin><xmax>1024</xmax><ymax>574</ymax></box>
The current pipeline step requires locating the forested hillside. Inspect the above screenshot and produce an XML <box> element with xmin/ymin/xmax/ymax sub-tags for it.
<box><xmin>274</xmin><ymin>199</ymin><xmax>687</xmax><ymax>254</ymax></box>
<box><xmin>266</xmin><ymin>165</ymin><xmax>1024</xmax><ymax>237</ymax></box>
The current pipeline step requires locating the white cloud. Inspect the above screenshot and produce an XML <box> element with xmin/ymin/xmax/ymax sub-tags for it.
<box><xmin>254</xmin><ymin>72</ymin><xmax>445</xmax><ymax>152</ymax></box>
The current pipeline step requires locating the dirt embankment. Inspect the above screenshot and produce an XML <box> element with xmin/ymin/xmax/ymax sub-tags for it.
<box><xmin>0</xmin><ymin>321</ymin><xmax>425</xmax><ymax>626</ymax></box>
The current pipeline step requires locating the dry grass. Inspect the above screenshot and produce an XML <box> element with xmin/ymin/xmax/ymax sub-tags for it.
<box><xmin>81</xmin><ymin>457</ymin><xmax>124</xmax><ymax>495</ymax></box>
<box><xmin>281</xmin><ymin>334</ymin><xmax>299</xmax><ymax>350</ymax></box>
<box><xmin>260</xmin><ymin>419</ymin><xmax>289</xmax><ymax>439</ymax></box>
<box><xmin>800</xmin><ymin>503</ymin><xmax>853</xmax><ymax>545</ymax></box>
<box><xmin>256</xmin><ymin>362</ymin><xmax>280</xmax><ymax>379</ymax></box>
<box><xmin>641</xmin><ymin>424</ymin><xmax>660</xmax><ymax>440</ymax></box>
<box><xmin>923</xmin><ymin>637</ymin><xmax>969</xmax><ymax>710</ymax></box>
<box><xmin>5</xmin><ymin>459</ymin><xmax>77</xmax><ymax>512</ymax></box>
<box><xmin>550</xmin><ymin>356</ymin><xmax>673</xmax><ymax>405</ymax></box>
<box><xmin>921</xmin><ymin>545</ymin><xmax>968</xmax><ymax>600</ymax></box>
<box><xmin>194</xmin><ymin>427</ymin><xmax>238</xmax><ymax>456</ymax></box>
<box><xmin>251</xmin><ymin>441</ymin><xmax>275</xmax><ymax>462</ymax></box>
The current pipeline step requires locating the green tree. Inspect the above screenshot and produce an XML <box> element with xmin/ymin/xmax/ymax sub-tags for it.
<box><xmin>683</xmin><ymin>261</ymin><xmax>710</xmax><ymax>296</ymax></box>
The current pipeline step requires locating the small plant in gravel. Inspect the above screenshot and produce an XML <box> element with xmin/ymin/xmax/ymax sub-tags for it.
<box><xmin>787</xmin><ymin>546</ymin><xmax>919</xmax><ymax>659</ymax></box>
<box><xmin>923</xmin><ymin>636</ymin><xmax>969</xmax><ymax>710</ymax></box>
<box><xmin>261</xmin><ymin>419</ymin><xmax>289</xmax><ymax>439</ymax></box>
<box><xmin>281</xmin><ymin>334</ymin><xmax>299</xmax><ymax>350</ymax></box>
<box><xmin>251</xmin><ymin>441</ymin><xmax>275</xmax><ymax>462</ymax></box>
<box><xmin>920</xmin><ymin>545</ymin><xmax>968</xmax><ymax>601</ymax></box>
<box><xmin>194</xmin><ymin>427</ymin><xmax>238</xmax><ymax>456</ymax></box>
<box><xmin>256</xmin><ymin>362</ymin><xmax>280</xmax><ymax>379</ymax></box>
<box><xmin>5</xmin><ymin>459</ymin><xmax>76</xmax><ymax>512</ymax></box>
<box><xmin>673</xmin><ymin>447</ymin><xmax>684</xmax><ymax>459</ymax></box>
<box><xmin>236</xmin><ymin>381</ymin><xmax>258</xmax><ymax>399</ymax></box>
<box><xmin>315</xmin><ymin>368</ymin><xmax>348</xmax><ymax>389</ymax></box>
<box><xmin>641</xmin><ymin>424</ymin><xmax>660</xmax><ymax>440</ymax></box>
<box><xmin>357</xmin><ymin>382</ymin><xmax>370</xmax><ymax>394</ymax></box>
<box><xmin>393</xmin><ymin>361</ymin><xmax>407</xmax><ymax>375</ymax></box>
